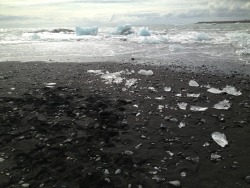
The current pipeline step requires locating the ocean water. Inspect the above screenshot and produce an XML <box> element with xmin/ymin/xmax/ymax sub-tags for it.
<box><xmin>0</xmin><ymin>23</ymin><xmax>249</xmax><ymax>64</ymax></box>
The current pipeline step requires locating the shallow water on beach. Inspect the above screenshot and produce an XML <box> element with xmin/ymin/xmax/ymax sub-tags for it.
<box><xmin>0</xmin><ymin>23</ymin><xmax>249</xmax><ymax>63</ymax></box>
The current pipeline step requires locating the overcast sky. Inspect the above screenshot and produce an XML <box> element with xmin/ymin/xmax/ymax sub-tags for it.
<box><xmin>0</xmin><ymin>0</ymin><xmax>250</xmax><ymax>28</ymax></box>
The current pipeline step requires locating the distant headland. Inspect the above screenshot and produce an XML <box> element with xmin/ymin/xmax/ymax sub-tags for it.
<box><xmin>196</xmin><ymin>20</ymin><xmax>250</xmax><ymax>24</ymax></box>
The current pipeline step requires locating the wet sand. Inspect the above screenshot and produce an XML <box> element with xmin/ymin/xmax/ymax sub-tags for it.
<box><xmin>0</xmin><ymin>61</ymin><xmax>250</xmax><ymax>188</ymax></box>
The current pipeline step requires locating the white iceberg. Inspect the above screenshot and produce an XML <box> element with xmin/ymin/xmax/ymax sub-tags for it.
<box><xmin>113</xmin><ymin>24</ymin><xmax>133</xmax><ymax>35</ymax></box>
<box><xmin>138</xmin><ymin>70</ymin><xmax>154</xmax><ymax>76</ymax></box>
<box><xmin>75</xmin><ymin>26</ymin><xmax>98</xmax><ymax>36</ymax></box>
<box><xmin>138</xmin><ymin>27</ymin><xmax>151</xmax><ymax>36</ymax></box>
<box><xmin>195</xmin><ymin>32</ymin><xmax>210</xmax><ymax>41</ymax></box>
<box><xmin>213</xmin><ymin>99</ymin><xmax>231</xmax><ymax>110</ymax></box>
<box><xmin>31</xmin><ymin>33</ymin><xmax>41</xmax><ymax>40</ymax></box>
<box><xmin>189</xmin><ymin>80</ymin><xmax>199</xmax><ymax>87</ymax></box>
<box><xmin>212</xmin><ymin>132</ymin><xmax>228</xmax><ymax>147</ymax></box>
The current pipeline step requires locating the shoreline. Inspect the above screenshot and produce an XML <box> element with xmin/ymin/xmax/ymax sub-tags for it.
<box><xmin>0</xmin><ymin>61</ymin><xmax>250</xmax><ymax>187</ymax></box>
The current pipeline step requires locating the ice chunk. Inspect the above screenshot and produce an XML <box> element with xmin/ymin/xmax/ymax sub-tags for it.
<box><xmin>196</xmin><ymin>32</ymin><xmax>210</xmax><ymax>41</ymax></box>
<box><xmin>213</xmin><ymin>99</ymin><xmax>231</xmax><ymax>110</ymax></box>
<box><xmin>211</xmin><ymin>132</ymin><xmax>228</xmax><ymax>147</ymax></box>
<box><xmin>138</xmin><ymin>27</ymin><xmax>151</xmax><ymax>36</ymax></box>
<box><xmin>158</xmin><ymin>105</ymin><xmax>164</xmax><ymax>110</ymax></box>
<box><xmin>168</xmin><ymin>180</ymin><xmax>181</xmax><ymax>187</ymax></box>
<box><xmin>31</xmin><ymin>33</ymin><xmax>41</xmax><ymax>40</ymax></box>
<box><xmin>113</xmin><ymin>24</ymin><xmax>133</xmax><ymax>35</ymax></box>
<box><xmin>207</xmin><ymin>88</ymin><xmax>223</xmax><ymax>94</ymax></box>
<box><xmin>100</xmin><ymin>71</ymin><xmax>124</xmax><ymax>84</ymax></box>
<box><xmin>125</xmin><ymin>78</ymin><xmax>137</xmax><ymax>88</ymax></box>
<box><xmin>190</xmin><ymin>106</ymin><xmax>208</xmax><ymax>111</ymax></box>
<box><xmin>207</xmin><ymin>86</ymin><xmax>242</xmax><ymax>96</ymax></box>
<box><xmin>211</xmin><ymin>153</ymin><xmax>221</xmax><ymax>160</ymax></box>
<box><xmin>187</xmin><ymin>93</ymin><xmax>200</xmax><ymax>98</ymax></box>
<box><xmin>189</xmin><ymin>80</ymin><xmax>199</xmax><ymax>87</ymax></box>
<box><xmin>222</xmin><ymin>86</ymin><xmax>242</xmax><ymax>96</ymax></box>
<box><xmin>164</xmin><ymin>87</ymin><xmax>171</xmax><ymax>92</ymax></box>
<box><xmin>148</xmin><ymin>87</ymin><xmax>156</xmax><ymax>92</ymax></box>
<box><xmin>45</xmin><ymin>83</ymin><xmax>56</xmax><ymax>88</ymax></box>
<box><xmin>87</xmin><ymin>70</ymin><xmax>103</xmax><ymax>75</ymax></box>
<box><xmin>75</xmin><ymin>26</ymin><xmax>98</xmax><ymax>36</ymax></box>
<box><xmin>178</xmin><ymin>122</ymin><xmax>185</xmax><ymax>128</ymax></box>
<box><xmin>0</xmin><ymin>158</ymin><xmax>5</xmax><ymax>162</ymax></box>
<box><xmin>169</xmin><ymin>44</ymin><xmax>185</xmax><ymax>52</ymax></box>
<box><xmin>138</xmin><ymin>70</ymin><xmax>153</xmax><ymax>76</ymax></box>
<box><xmin>155</xmin><ymin>96</ymin><xmax>165</xmax><ymax>100</ymax></box>
<box><xmin>177</xmin><ymin>102</ymin><xmax>187</xmax><ymax>110</ymax></box>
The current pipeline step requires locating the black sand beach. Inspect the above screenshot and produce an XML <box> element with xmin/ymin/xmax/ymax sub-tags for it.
<box><xmin>0</xmin><ymin>61</ymin><xmax>250</xmax><ymax>188</ymax></box>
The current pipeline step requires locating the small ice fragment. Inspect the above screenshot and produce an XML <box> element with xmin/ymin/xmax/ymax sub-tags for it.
<box><xmin>46</xmin><ymin>83</ymin><xmax>56</xmax><ymax>86</ymax></box>
<box><xmin>168</xmin><ymin>180</ymin><xmax>181</xmax><ymax>187</ymax></box>
<box><xmin>100</xmin><ymin>71</ymin><xmax>124</xmax><ymax>84</ymax></box>
<box><xmin>207</xmin><ymin>88</ymin><xmax>223</xmax><ymax>94</ymax></box>
<box><xmin>31</xmin><ymin>33</ymin><xmax>40</xmax><ymax>40</ymax></box>
<box><xmin>177</xmin><ymin>102</ymin><xmax>187</xmax><ymax>110</ymax></box>
<box><xmin>0</xmin><ymin>157</ymin><xmax>5</xmax><ymax>162</ymax></box>
<box><xmin>133</xmin><ymin>104</ymin><xmax>139</xmax><ymax>108</ymax></box>
<box><xmin>181</xmin><ymin>171</ymin><xmax>186</xmax><ymax>178</ymax></box>
<box><xmin>222</xmin><ymin>86</ymin><xmax>242</xmax><ymax>96</ymax></box>
<box><xmin>203</xmin><ymin>142</ymin><xmax>209</xmax><ymax>147</ymax></box>
<box><xmin>178</xmin><ymin>122</ymin><xmax>185</xmax><ymax>128</ymax></box>
<box><xmin>104</xmin><ymin>169</ymin><xmax>109</xmax><ymax>175</ymax></box>
<box><xmin>190</xmin><ymin>106</ymin><xmax>208</xmax><ymax>111</ymax></box>
<box><xmin>87</xmin><ymin>70</ymin><xmax>103</xmax><ymax>75</ymax></box>
<box><xmin>175</xmin><ymin>94</ymin><xmax>182</xmax><ymax>97</ymax></box>
<box><xmin>164</xmin><ymin>87</ymin><xmax>171</xmax><ymax>92</ymax></box>
<box><xmin>115</xmin><ymin>169</ymin><xmax>122</xmax><ymax>175</ymax></box>
<box><xmin>10</xmin><ymin>88</ymin><xmax>15</xmax><ymax>90</ymax></box>
<box><xmin>213</xmin><ymin>100</ymin><xmax>231</xmax><ymax>110</ymax></box>
<box><xmin>45</xmin><ymin>83</ymin><xmax>56</xmax><ymax>88</ymax></box>
<box><xmin>138</xmin><ymin>70</ymin><xmax>153</xmax><ymax>76</ymax></box>
<box><xmin>158</xmin><ymin>105</ymin><xmax>164</xmax><ymax>110</ymax></box>
<box><xmin>166</xmin><ymin>151</ymin><xmax>174</xmax><ymax>156</ymax></box>
<box><xmin>21</xmin><ymin>183</ymin><xmax>30</xmax><ymax>188</ymax></box>
<box><xmin>125</xmin><ymin>78</ymin><xmax>137</xmax><ymax>88</ymax></box>
<box><xmin>135</xmin><ymin>143</ymin><xmax>142</xmax><ymax>149</ymax></box>
<box><xmin>211</xmin><ymin>132</ymin><xmax>228</xmax><ymax>147</ymax></box>
<box><xmin>148</xmin><ymin>87</ymin><xmax>156</xmax><ymax>92</ymax></box>
<box><xmin>187</xmin><ymin>93</ymin><xmax>200</xmax><ymax>98</ymax></box>
<box><xmin>155</xmin><ymin>96</ymin><xmax>165</xmax><ymax>100</ymax></box>
<box><xmin>124</xmin><ymin>150</ymin><xmax>133</xmax><ymax>155</ymax></box>
<box><xmin>189</xmin><ymin>80</ymin><xmax>199</xmax><ymax>87</ymax></box>
<box><xmin>211</xmin><ymin>153</ymin><xmax>221</xmax><ymax>160</ymax></box>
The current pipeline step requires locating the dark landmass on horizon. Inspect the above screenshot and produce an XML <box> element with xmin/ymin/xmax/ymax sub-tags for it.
<box><xmin>196</xmin><ymin>20</ymin><xmax>250</xmax><ymax>24</ymax></box>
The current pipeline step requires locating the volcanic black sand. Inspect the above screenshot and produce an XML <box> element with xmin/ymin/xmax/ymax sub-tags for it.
<box><xmin>0</xmin><ymin>61</ymin><xmax>250</xmax><ymax>188</ymax></box>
